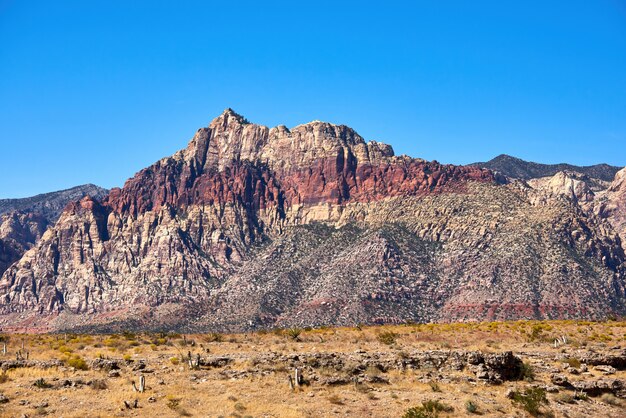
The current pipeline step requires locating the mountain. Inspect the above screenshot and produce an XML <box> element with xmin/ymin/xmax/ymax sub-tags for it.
<box><xmin>472</xmin><ymin>154</ymin><xmax>621</xmax><ymax>182</ymax></box>
<box><xmin>0</xmin><ymin>184</ymin><xmax>108</xmax><ymax>219</ymax></box>
<box><xmin>0</xmin><ymin>185</ymin><xmax>108</xmax><ymax>277</ymax></box>
<box><xmin>0</xmin><ymin>110</ymin><xmax>624</xmax><ymax>332</ymax></box>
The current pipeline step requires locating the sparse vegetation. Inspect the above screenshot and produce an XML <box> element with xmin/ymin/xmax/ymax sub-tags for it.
<box><xmin>286</xmin><ymin>327</ymin><xmax>302</xmax><ymax>340</ymax></box>
<box><xmin>403</xmin><ymin>400</ymin><xmax>454</xmax><ymax>418</ymax></box>
<box><xmin>465</xmin><ymin>400</ymin><xmax>478</xmax><ymax>414</ymax></box>
<box><xmin>511</xmin><ymin>387</ymin><xmax>549</xmax><ymax>416</ymax></box>
<box><xmin>519</xmin><ymin>361</ymin><xmax>535</xmax><ymax>381</ymax></box>
<box><xmin>377</xmin><ymin>331</ymin><xmax>397</xmax><ymax>345</ymax></box>
<box><xmin>0</xmin><ymin>321</ymin><xmax>621</xmax><ymax>416</ymax></box>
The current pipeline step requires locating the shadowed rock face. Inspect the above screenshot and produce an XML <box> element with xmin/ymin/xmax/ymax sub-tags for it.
<box><xmin>0</xmin><ymin>109</ymin><xmax>624</xmax><ymax>333</ymax></box>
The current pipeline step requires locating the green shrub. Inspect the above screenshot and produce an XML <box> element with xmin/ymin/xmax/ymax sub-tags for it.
<box><xmin>286</xmin><ymin>327</ymin><xmax>302</xmax><ymax>340</ymax></box>
<box><xmin>465</xmin><ymin>400</ymin><xmax>478</xmax><ymax>414</ymax></box>
<box><xmin>511</xmin><ymin>387</ymin><xmax>548</xmax><ymax>416</ymax></box>
<box><xmin>519</xmin><ymin>362</ymin><xmax>535</xmax><ymax>381</ymax></box>
<box><xmin>403</xmin><ymin>400</ymin><xmax>453</xmax><ymax>418</ymax></box>
<box><xmin>33</xmin><ymin>378</ymin><xmax>52</xmax><ymax>389</ymax></box>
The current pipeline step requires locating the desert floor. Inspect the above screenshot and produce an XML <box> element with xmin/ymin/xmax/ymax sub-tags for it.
<box><xmin>0</xmin><ymin>320</ymin><xmax>624</xmax><ymax>417</ymax></box>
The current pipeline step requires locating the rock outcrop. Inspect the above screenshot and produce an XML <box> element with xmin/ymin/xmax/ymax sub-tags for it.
<box><xmin>0</xmin><ymin>110</ymin><xmax>624</xmax><ymax>332</ymax></box>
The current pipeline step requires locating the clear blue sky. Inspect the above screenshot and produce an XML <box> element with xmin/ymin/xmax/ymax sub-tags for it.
<box><xmin>1</xmin><ymin>1</ymin><xmax>625</xmax><ymax>198</ymax></box>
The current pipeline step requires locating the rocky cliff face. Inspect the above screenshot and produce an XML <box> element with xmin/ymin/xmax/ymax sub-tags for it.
<box><xmin>595</xmin><ymin>168</ymin><xmax>626</xmax><ymax>251</ymax></box>
<box><xmin>0</xmin><ymin>110</ymin><xmax>624</xmax><ymax>332</ymax></box>
<box><xmin>0</xmin><ymin>185</ymin><xmax>108</xmax><ymax>277</ymax></box>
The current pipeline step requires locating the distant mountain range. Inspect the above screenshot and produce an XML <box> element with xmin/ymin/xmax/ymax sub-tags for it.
<box><xmin>0</xmin><ymin>185</ymin><xmax>108</xmax><ymax>277</ymax></box>
<box><xmin>472</xmin><ymin>154</ymin><xmax>621</xmax><ymax>182</ymax></box>
<box><xmin>0</xmin><ymin>184</ymin><xmax>108</xmax><ymax>220</ymax></box>
<box><xmin>0</xmin><ymin>112</ymin><xmax>624</xmax><ymax>332</ymax></box>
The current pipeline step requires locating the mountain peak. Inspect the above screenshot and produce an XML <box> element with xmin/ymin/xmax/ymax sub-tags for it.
<box><xmin>211</xmin><ymin>108</ymin><xmax>249</xmax><ymax>126</ymax></box>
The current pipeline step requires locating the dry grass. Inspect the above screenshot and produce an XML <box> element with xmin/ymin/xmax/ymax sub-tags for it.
<box><xmin>0</xmin><ymin>320</ymin><xmax>622</xmax><ymax>417</ymax></box>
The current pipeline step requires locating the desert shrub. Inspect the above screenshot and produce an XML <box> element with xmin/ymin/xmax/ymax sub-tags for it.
<box><xmin>122</xmin><ymin>331</ymin><xmax>136</xmax><ymax>340</ymax></box>
<box><xmin>403</xmin><ymin>400</ymin><xmax>453</xmax><ymax>418</ymax></box>
<box><xmin>328</xmin><ymin>394</ymin><xmax>344</xmax><ymax>405</ymax></box>
<box><xmin>57</xmin><ymin>345</ymin><xmax>72</xmax><ymax>354</ymax></box>
<box><xmin>465</xmin><ymin>400</ymin><xmax>478</xmax><ymax>414</ymax></box>
<box><xmin>377</xmin><ymin>331</ymin><xmax>397</xmax><ymax>345</ymax></box>
<box><xmin>519</xmin><ymin>362</ymin><xmax>535</xmax><ymax>381</ymax></box>
<box><xmin>574</xmin><ymin>391</ymin><xmax>588</xmax><ymax>401</ymax></box>
<box><xmin>123</xmin><ymin>354</ymin><xmax>132</xmax><ymax>362</ymax></box>
<box><xmin>600</xmin><ymin>393</ymin><xmax>621</xmax><ymax>406</ymax></box>
<box><xmin>66</xmin><ymin>355</ymin><xmax>88</xmax><ymax>370</ymax></box>
<box><xmin>561</xmin><ymin>357</ymin><xmax>581</xmax><ymax>368</ymax></box>
<box><xmin>205</xmin><ymin>333</ymin><xmax>223</xmax><ymax>343</ymax></box>
<box><xmin>166</xmin><ymin>395</ymin><xmax>191</xmax><ymax>416</ymax></box>
<box><xmin>0</xmin><ymin>372</ymin><xmax>10</xmax><ymax>383</ymax></box>
<box><xmin>554</xmin><ymin>393</ymin><xmax>575</xmax><ymax>404</ymax></box>
<box><xmin>286</xmin><ymin>327</ymin><xmax>302</xmax><ymax>340</ymax></box>
<box><xmin>428</xmin><ymin>381</ymin><xmax>441</xmax><ymax>392</ymax></box>
<box><xmin>511</xmin><ymin>387</ymin><xmax>548</xmax><ymax>416</ymax></box>
<box><xmin>90</xmin><ymin>379</ymin><xmax>108</xmax><ymax>390</ymax></box>
<box><xmin>170</xmin><ymin>356</ymin><xmax>180</xmax><ymax>365</ymax></box>
<box><xmin>33</xmin><ymin>378</ymin><xmax>52</xmax><ymax>389</ymax></box>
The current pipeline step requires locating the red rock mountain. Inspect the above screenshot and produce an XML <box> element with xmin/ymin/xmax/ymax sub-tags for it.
<box><xmin>0</xmin><ymin>110</ymin><xmax>624</xmax><ymax>332</ymax></box>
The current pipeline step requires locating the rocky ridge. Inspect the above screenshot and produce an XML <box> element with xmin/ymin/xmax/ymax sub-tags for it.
<box><xmin>473</xmin><ymin>154</ymin><xmax>620</xmax><ymax>183</ymax></box>
<box><xmin>0</xmin><ymin>185</ymin><xmax>108</xmax><ymax>277</ymax></box>
<box><xmin>0</xmin><ymin>110</ymin><xmax>624</xmax><ymax>332</ymax></box>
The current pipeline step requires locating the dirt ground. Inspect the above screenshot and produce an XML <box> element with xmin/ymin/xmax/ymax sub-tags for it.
<box><xmin>0</xmin><ymin>320</ymin><xmax>624</xmax><ymax>417</ymax></box>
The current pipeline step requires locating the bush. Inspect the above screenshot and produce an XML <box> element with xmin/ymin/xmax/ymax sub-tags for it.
<box><xmin>170</xmin><ymin>356</ymin><xmax>180</xmax><ymax>365</ymax></box>
<box><xmin>377</xmin><ymin>331</ymin><xmax>397</xmax><ymax>345</ymax></box>
<box><xmin>403</xmin><ymin>400</ymin><xmax>453</xmax><ymax>418</ymax></box>
<box><xmin>511</xmin><ymin>387</ymin><xmax>548</xmax><ymax>416</ymax></box>
<box><xmin>561</xmin><ymin>357</ymin><xmax>581</xmax><ymax>368</ymax></box>
<box><xmin>428</xmin><ymin>381</ymin><xmax>441</xmax><ymax>392</ymax></box>
<box><xmin>66</xmin><ymin>355</ymin><xmax>88</xmax><ymax>370</ymax></box>
<box><xmin>205</xmin><ymin>333</ymin><xmax>223</xmax><ymax>343</ymax></box>
<box><xmin>33</xmin><ymin>378</ymin><xmax>52</xmax><ymax>389</ymax></box>
<box><xmin>286</xmin><ymin>327</ymin><xmax>302</xmax><ymax>340</ymax></box>
<box><xmin>554</xmin><ymin>393</ymin><xmax>575</xmax><ymax>404</ymax></box>
<box><xmin>465</xmin><ymin>400</ymin><xmax>478</xmax><ymax>414</ymax></box>
<box><xmin>90</xmin><ymin>379</ymin><xmax>108</xmax><ymax>390</ymax></box>
<box><xmin>600</xmin><ymin>393</ymin><xmax>621</xmax><ymax>406</ymax></box>
<box><xmin>519</xmin><ymin>362</ymin><xmax>535</xmax><ymax>381</ymax></box>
